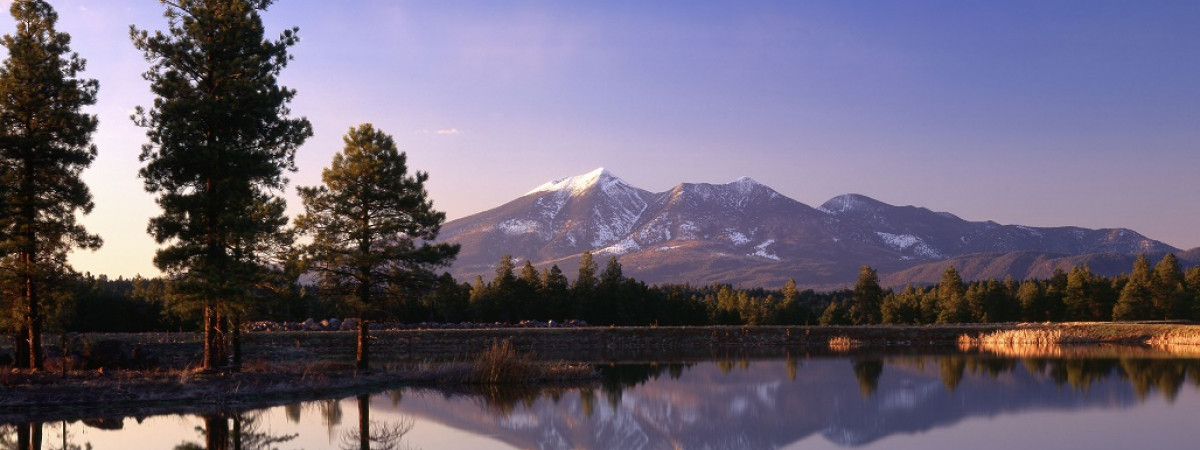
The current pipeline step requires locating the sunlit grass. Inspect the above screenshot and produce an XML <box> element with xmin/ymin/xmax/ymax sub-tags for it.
<box><xmin>828</xmin><ymin>336</ymin><xmax>862</xmax><ymax>352</ymax></box>
<box><xmin>958</xmin><ymin>328</ymin><xmax>1097</xmax><ymax>358</ymax></box>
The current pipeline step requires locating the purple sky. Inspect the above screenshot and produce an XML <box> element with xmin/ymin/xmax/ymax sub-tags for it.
<box><xmin>1</xmin><ymin>0</ymin><xmax>1196</xmax><ymax>278</ymax></box>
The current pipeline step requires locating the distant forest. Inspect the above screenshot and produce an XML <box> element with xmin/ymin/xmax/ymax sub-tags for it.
<box><xmin>49</xmin><ymin>251</ymin><xmax>1200</xmax><ymax>333</ymax></box>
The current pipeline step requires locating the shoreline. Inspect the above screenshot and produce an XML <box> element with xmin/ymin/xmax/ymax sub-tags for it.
<box><xmin>2</xmin><ymin>322</ymin><xmax>1199</xmax><ymax>424</ymax></box>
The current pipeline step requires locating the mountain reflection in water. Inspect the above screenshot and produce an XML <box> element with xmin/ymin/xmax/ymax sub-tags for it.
<box><xmin>3</xmin><ymin>353</ymin><xmax>1200</xmax><ymax>449</ymax></box>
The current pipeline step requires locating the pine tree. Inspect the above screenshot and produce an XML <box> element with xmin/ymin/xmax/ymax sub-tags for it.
<box><xmin>777</xmin><ymin>278</ymin><xmax>803</xmax><ymax>324</ymax></box>
<box><xmin>1063</xmin><ymin>265</ymin><xmax>1097</xmax><ymax>320</ymax></box>
<box><xmin>541</xmin><ymin>265</ymin><xmax>570</xmax><ymax>321</ymax></box>
<box><xmin>936</xmin><ymin>266</ymin><xmax>970</xmax><ymax>323</ymax></box>
<box><xmin>517</xmin><ymin>260</ymin><xmax>543</xmax><ymax>319</ymax></box>
<box><xmin>295</xmin><ymin>124</ymin><xmax>458</xmax><ymax>370</ymax></box>
<box><xmin>468</xmin><ymin>275</ymin><xmax>491</xmax><ymax>321</ymax></box>
<box><xmin>1151</xmin><ymin>253</ymin><xmax>1187</xmax><ymax>319</ymax></box>
<box><xmin>1185</xmin><ymin>266</ymin><xmax>1200</xmax><ymax>321</ymax></box>
<box><xmin>1113</xmin><ymin>255</ymin><xmax>1154</xmax><ymax>321</ymax></box>
<box><xmin>489</xmin><ymin>255</ymin><xmax>518</xmax><ymax>322</ymax></box>
<box><xmin>1016</xmin><ymin>279</ymin><xmax>1044</xmax><ymax>322</ymax></box>
<box><xmin>596</xmin><ymin>256</ymin><xmax>624</xmax><ymax>325</ymax></box>
<box><xmin>0</xmin><ymin>0</ymin><xmax>101</xmax><ymax>370</ymax></box>
<box><xmin>132</xmin><ymin>0</ymin><xmax>311</xmax><ymax>371</ymax></box>
<box><xmin>850</xmin><ymin>265</ymin><xmax>883</xmax><ymax>324</ymax></box>
<box><xmin>572</xmin><ymin>251</ymin><xmax>597</xmax><ymax>320</ymax></box>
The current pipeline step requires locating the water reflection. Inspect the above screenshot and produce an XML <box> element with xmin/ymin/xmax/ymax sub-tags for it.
<box><xmin>3</xmin><ymin>352</ymin><xmax>1200</xmax><ymax>449</ymax></box>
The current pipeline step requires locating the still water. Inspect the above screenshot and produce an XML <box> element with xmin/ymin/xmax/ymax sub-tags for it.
<box><xmin>4</xmin><ymin>352</ymin><xmax>1200</xmax><ymax>449</ymax></box>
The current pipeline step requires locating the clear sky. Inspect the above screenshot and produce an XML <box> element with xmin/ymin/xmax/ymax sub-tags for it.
<box><xmin>1</xmin><ymin>0</ymin><xmax>1196</xmax><ymax>279</ymax></box>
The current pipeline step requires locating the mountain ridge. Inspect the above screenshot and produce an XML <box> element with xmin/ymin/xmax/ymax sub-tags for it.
<box><xmin>439</xmin><ymin>168</ymin><xmax>1182</xmax><ymax>287</ymax></box>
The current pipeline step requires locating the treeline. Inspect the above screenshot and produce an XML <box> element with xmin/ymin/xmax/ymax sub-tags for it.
<box><xmin>448</xmin><ymin>252</ymin><xmax>1200</xmax><ymax>327</ymax></box>
<box><xmin>37</xmin><ymin>252</ymin><xmax>1200</xmax><ymax>334</ymax></box>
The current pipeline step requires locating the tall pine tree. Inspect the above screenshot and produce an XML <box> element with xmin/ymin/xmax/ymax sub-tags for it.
<box><xmin>295</xmin><ymin>124</ymin><xmax>458</xmax><ymax>371</ymax></box>
<box><xmin>0</xmin><ymin>0</ymin><xmax>101</xmax><ymax>370</ymax></box>
<box><xmin>850</xmin><ymin>265</ymin><xmax>883</xmax><ymax>325</ymax></box>
<box><xmin>132</xmin><ymin>0</ymin><xmax>311</xmax><ymax>370</ymax></box>
<box><xmin>1114</xmin><ymin>254</ymin><xmax>1154</xmax><ymax>321</ymax></box>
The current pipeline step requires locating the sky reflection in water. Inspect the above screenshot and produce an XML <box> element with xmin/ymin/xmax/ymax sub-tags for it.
<box><xmin>4</xmin><ymin>353</ymin><xmax>1200</xmax><ymax>449</ymax></box>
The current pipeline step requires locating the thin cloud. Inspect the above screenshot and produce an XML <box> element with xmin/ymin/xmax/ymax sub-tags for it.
<box><xmin>436</xmin><ymin>128</ymin><xmax>461</xmax><ymax>135</ymax></box>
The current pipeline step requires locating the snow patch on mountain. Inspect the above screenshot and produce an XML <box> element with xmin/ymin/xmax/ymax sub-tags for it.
<box><xmin>498</xmin><ymin>219</ymin><xmax>540</xmax><ymax>236</ymax></box>
<box><xmin>637</xmin><ymin>217</ymin><xmax>672</xmax><ymax>243</ymax></box>
<box><xmin>534</xmin><ymin>194</ymin><xmax>568</xmax><ymax>220</ymax></box>
<box><xmin>599</xmin><ymin>237</ymin><xmax>640</xmax><ymax>255</ymax></box>
<box><xmin>727</xmin><ymin>230</ymin><xmax>750</xmax><ymax>245</ymax></box>
<box><xmin>876</xmin><ymin>232</ymin><xmax>944</xmax><ymax>258</ymax></box>
<box><xmin>731</xmin><ymin>176</ymin><xmax>763</xmax><ymax>195</ymax></box>
<box><xmin>753</xmin><ymin>240</ymin><xmax>780</xmax><ymax>261</ymax></box>
<box><xmin>1015</xmin><ymin>225</ymin><xmax>1043</xmax><ymax>238</ymax></box>
<box><xmin>877</xmin><ymin>232</ymin><xmax>920</xmax><ymax>250</ymax></box>
<box><xmin>678</xmin><ymin>221</ymin><xmax>700</xmax><ymax>239</ymax></box>
<box><xmin>591</xmin><ymin>202</ymin><xmax>647</xmax><ymax>247</ymax></box>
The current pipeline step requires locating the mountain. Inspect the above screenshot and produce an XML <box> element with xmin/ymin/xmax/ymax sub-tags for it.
<box><xmin>439</xmin><ymin>168</ymin><xmax>1179</xmax><ymax>287</ymax></box>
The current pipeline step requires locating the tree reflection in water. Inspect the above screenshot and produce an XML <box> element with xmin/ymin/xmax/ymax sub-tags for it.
<box><xmin>851</xmin><ymin>357</ymin><xmax>883</xmax><ymax>397</ymax></box>
<box><xmin>4</xmin><ymin>353</ymin><xmax>1200</xmax><ymax>449</ymax></box>
<box><xmin>0</xmin><ymin>423</ymin><xmax>41</xmax><ymax>450</ymax></box>
<box><xmin>173</xmin><ymin>411</ymin><xmax>297</xmax><ymax>450</ymax></box>
<box><xmin>339</xmin><ymin>394</ymin><xmax>417</xmax><ymax>450</ymax></box>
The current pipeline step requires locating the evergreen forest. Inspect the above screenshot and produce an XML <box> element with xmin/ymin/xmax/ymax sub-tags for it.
<box><xmin>44</xmin><ymin>251</ymin><xmax>1200</xmax><ymax>334</ymax></box>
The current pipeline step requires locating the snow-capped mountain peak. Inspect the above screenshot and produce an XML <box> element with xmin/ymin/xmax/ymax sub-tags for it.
<box><xmin>441</xmin><ymin>169</ymin><xmax>1180</xmax><ymax>287</ymax></box>
<box><xmin>526</xmin><ymin>167</ymin><xmax>625</xmax><ymax>197</ymax></box>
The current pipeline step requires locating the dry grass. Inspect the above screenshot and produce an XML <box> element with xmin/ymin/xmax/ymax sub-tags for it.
<box><xmin>469</xmin><ymin>340</ymin><xmax>541</xmax><ymax>384</ymax></box>
<box><xmin>1146</xmin><ymin>329</ymin><xmax>1200</xmax><ymax>347</ymax></box>
<box><xmin>414</xmin><ymin>340</ymin><xmax>595</xmax><ymax>385</ymax></box>
<box><xmin>828</xmin><ymin>336</ymin><xmax>862</xmax><ymax>352</ymax></box>
<box><xmin>958</xmin><ymin>328</ymin><xmax>1098</xmax><ymax>358</ymax></box>
<box><xmin>960</xmin><ymin>328</ymin><xmax>1096</xmax><ymax>347</ymax></box>
<box><xmin>1144</xmin><ymin>328</ymin><xmax>1200</xmax><ymax>356</ymax></box>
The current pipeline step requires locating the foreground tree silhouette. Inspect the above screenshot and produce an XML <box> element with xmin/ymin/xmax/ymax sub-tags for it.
<box><xmin>0</xmin><ymin>0</ymin><xmax>101</xmax><ymax>371</ymax></box>
<box><xmin>132</xmin><ymin>0</ymin><xmax>312</xmax><ymax>371</ymax></box>
<box><xmin>296</xmin><ymin>124</ymin><xmax>458</xmax><ymax>371</ymax></box>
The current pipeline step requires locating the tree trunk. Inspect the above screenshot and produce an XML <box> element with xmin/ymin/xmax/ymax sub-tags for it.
<box><xmin>214</xmin><ymin>309</ymin><xmax>228</xmax><ymax>368</ymax></box>
<box><xmin>358</xmin><ymin>394</ymin><xmax>370</xmax><ymax>450</ymax></box>
<box><xmin>17</xmin><ymin>421</ymin><xmax>42</xmax><ymax>450</ymax></box>
<box><xmin>27</xmin><ymin>277</ymin><xmax>42</xmax><ymax>371</ymax></box>
<box><xmin>232</xmin><ymin>414</ymin><xmax>242</xmax><ymax>450</ymax></box>
<box><xmin>13</xmin><ymin>328</ymin><xmax>29</xmax><ymax>368</ymax></box>
<box><xmin>356</xmin><ymin>317</ymin><xmax>369</xmax><ymax>371</ymax></box>
<box><xmin>29</xmin><ymin>422</ymin><xmax>41</xmax><ymax>450</ymax></box>
<box><xmin>203</xmin><ymin>303</ymin><xmax>217</xmax><ymax>370</ymax></box>
<box><xmin>22</xmin><ymin>248</ymin><xmax>42</xmax><ymax>371</ymax></box>
<box><xmin>205</xmin><ymin>414</ymin><xmax>229</xmax><ymax>450</ymax></box>
<box><xmin>231</xmin><ymin>313</ymin><xmax>242</xmax><ymax>370</ymax></box>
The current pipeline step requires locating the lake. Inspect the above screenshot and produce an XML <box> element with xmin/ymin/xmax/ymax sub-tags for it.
<box><xmin>5</xmin><ymin>351</ymin><xmax>1200</xmax><ymax>449</ymax></box>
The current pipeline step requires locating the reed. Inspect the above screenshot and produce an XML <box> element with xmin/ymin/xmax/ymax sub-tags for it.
<box><xmin>1146</xmin><ymin>329</ymin><xmax>1200</xmax><ymax>348</ymax></box>
<box><xmin>469</xmin><ymin>339</ymin><xmax>540</xmax><ymax>384</ymax></box>
<box><xmin>416</xmin><ymin>339</ymin><xmax>595</xmax><ymax>385</ymax></box>
<box><xmin>958</xmin><ymin>328</ymin><xmax>1097</xmax><ymax>357</ymax></box>
<box><xmin>828</xmin><ymin>336</ymin><xmax>862</xmax><ymax>351</ymax></box>
<box><xmin>960</xmin><ymin>328</ymin><xmax>1095</xmax><ymax>347</ymax></box>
